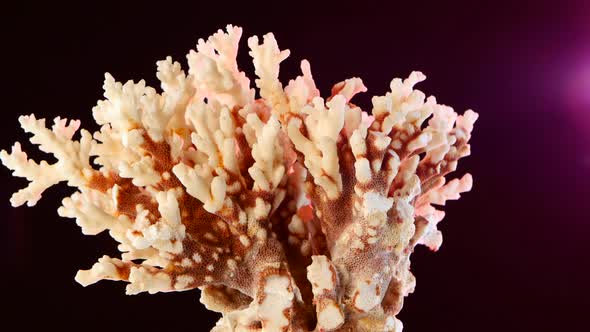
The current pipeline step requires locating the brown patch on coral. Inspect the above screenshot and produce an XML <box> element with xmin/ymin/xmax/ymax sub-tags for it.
<box><xmin>88</xmin><ymin>171</ymin><xmax>161</xmax><ymax>221</ymax></box>
<box><xmin>308</xmin><ymin>144</ymin><xmax>355</xmax><ymax>250</ymax></box>
<box><xmin>86</xmin><ymin>171</ymin><xmax>117</xmax><ymax>192</ymax></box>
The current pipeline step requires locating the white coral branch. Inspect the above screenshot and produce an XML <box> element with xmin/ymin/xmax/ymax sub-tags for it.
<box><xmin>188</xmin><ymin>25</ymin><xmax>253</xmax><ymax>108</ymax></box>
<box><xmin>248</xmin><ymin>115</ymin><xmax>285</xmax><ymax>192</ymax></box>
<box><xmin>172</xmin><ymin>163</ymin><xmax>226</xmax><ymax>213</ymax></box>
<box><xmin>285</xmin><ymin>60</ymin><xmax>320</xmax><ymax>110</ymax></box>
<box><xmin>414</xmin><ymin>173</ymin><xmax>473</xmax><ymax>250</ymax></box>
<box><xmin>248</xmin><ymin>33</ymin><xmax>291</xmax><ymax>117</ymax></box>
<box><xmin>0</xmin><ymin>142</ymin><xmax>61</xmax><ymax>206</ymax></box>
<box><xmin>93</xmin><ymin>74</ymin><xmax>145</xmax><ymax>131</ymax></box>
<box><xmin>307</xmin><ymin>255</ymin><xmax>345</xmax><ymax>331</ymax></box>
<box><xmin>126</xmin><ymin>266</ymin><xmax>173</xmax><ymax>295</ymax></box>
<box><xmin>0</xmin><ymin>115</ymin><xmax>93</xmax><ymax>206</ymax></box>
<box><xmin>75</xmin><ymin>255</ymin><xmax>130</xmax><ymax>287</ymax></box>
<box><xmin>371</xmin><ymin>71</ymin><xmax>432</xmax><ymax>136</ymax></box>
<box><xmin>287</xmin><ymin>95</ymin><xmax>346</xmax><ymax>199</ymax></box>
<box><xmin>58</xmin><ymin>188</ymin><xmax>125</xmax><ymax>235</ymax></box>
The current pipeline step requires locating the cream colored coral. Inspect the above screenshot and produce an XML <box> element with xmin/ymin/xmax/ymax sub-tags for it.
<box><xmin>0</xmin><ymin>25</ymin><xmax>477</xmax><ymax>332</ymax></box>
<box><xmin>287</xmin><ymin>95</ymin><xmax>346</xmax><ymax>199</ymax></box>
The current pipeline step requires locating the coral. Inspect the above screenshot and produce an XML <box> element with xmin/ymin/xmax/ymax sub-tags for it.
<box><xmin>0</xmin><ymin>25</ymin><xmax>477</xmax><ymax>331</ymax></box>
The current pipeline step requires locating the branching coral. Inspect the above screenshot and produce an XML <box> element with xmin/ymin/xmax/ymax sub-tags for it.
<box><xmin>1</xmin><ymin>25</ymin><xmax>477</xmax><ymax>331</ymax></box>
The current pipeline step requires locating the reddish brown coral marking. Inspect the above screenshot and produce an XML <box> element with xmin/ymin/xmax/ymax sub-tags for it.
<box><xmin>351</xmin><ymin>290</ymin><xmax>363</xmax><ymax>312</ymax></box>
<box><xmin>116</xmin><ymin>178</ymin><xmax>161</xmax><ymax>220</ymax></box>
<box><xmin>140</xmin><ymin>132</ymin><xmax>183</xmax><ymax>190</ymax></box>
<box><xmin>297</xmin><ymin>205</ymin><xmax>314</xmax><ymax>222</ymax></box>
<box><xmin>329</xmin><ymin>264</ymin><xmax>338</xmax><ymax>289</ymax></box>
<box><xmin>381</xmin><ymin>278</ymin><xmax>404</xmax><ymax>316</ymax></box>
<box><xmin>86</xmin><ymin>171</ymin><xmax>117</xmax><ymax>192</ymax></box>
<box><xmin>307</xmin><ymin>145</ymin><xmax>356</xmax><ymax>250</ymax></box>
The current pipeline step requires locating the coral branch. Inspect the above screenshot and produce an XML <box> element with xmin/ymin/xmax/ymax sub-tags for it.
<box><xmin>188</xmin><ymin>25</ymin><xmax>253</xmax><ymax>108</ymax></box>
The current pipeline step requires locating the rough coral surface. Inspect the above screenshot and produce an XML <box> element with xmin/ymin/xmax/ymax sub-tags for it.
<box><xmin>1</xmin><ymin>25</ymin><xmax>477</xmax><ymax>331</ymax></box>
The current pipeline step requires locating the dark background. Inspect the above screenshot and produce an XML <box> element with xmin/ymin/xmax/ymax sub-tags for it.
<box><xmin>1</xmin><ymin>1</ymin><xmax>588</xmax><ymax>331</ymax></box>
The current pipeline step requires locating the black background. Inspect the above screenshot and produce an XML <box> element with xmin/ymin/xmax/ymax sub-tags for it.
<box><xmin>1</xmin><ymin>1</ymin><xmax>589</xmax><ymax>331</ymax></box>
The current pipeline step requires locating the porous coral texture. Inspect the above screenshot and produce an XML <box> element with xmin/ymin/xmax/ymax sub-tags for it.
<box><xmin>1</xmin><ymin>25</ymin><xmax>477</xmax><ymax>331</ymax></box>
